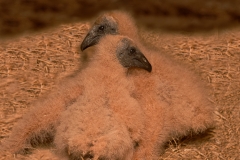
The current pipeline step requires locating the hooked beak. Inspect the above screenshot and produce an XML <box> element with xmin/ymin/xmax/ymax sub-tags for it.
<box><xmin>133</xmin><ymin>52</ymin><xmax>152</xmax><ymax>72</ymax></box>
<box><xmin>81</xmin><ymin>32</ymin><xmax>101</xmax><ymax>51</ymax></box>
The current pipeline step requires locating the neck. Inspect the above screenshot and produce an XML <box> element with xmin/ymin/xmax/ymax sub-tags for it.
<box><xmin>78</xmin><ymin>58</ymin><xmax>131</xmax><ymax>106</ymax></box>
<box><xmin>81</xmin><ymin>57</ymin><xmax>128</xmax><ymax>88</ymax></box>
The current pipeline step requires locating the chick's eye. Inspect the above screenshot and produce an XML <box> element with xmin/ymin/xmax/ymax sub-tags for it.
<box><xmin>130</xmin><ymin>48</ymin><xmax>136</xmax><ymax>54</ymax></box>
<box><xmin>98</xmin><ymin>25</ymin><xmax>105</xmax><ymax>31</ymax></box>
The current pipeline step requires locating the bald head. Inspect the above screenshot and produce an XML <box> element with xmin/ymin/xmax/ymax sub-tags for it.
<box><xmin>81</xmin><ymin>11</ymin><xmax>138</xmax><ymax>51</ymax></box>
<box><xmin>96</xmin><ymin>35</ymin><xmax>152</xmax><ymax>72</ymax></box>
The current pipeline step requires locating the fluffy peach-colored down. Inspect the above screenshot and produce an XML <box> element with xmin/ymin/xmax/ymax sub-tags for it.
<box><xmin>0</xmin><ymin>71</ymin><xmax>85</xmax><ymax>154</ymax></box>
<box><xmin>0</xmin><ymin>11</ymin><xmax>216</xmax><ymax>160</ymax></box>
<box><xmin>0</xmin><ymin>36</ymin><xmax>98</xmax><ymax>154</ymax></box>
<box><xmin>89</xmin><ymin>11</ymin><xmax>216</xmax><ymax>158</ymax></box>
<box><xmin>54</xmin><ymin>35</ymin><xmax>146</xmax><ymax>160</ymax></box>
<box><xmin>111</xmin><ymin>10</ymin><xmax>215</xmax><ymax>134</ymax></box>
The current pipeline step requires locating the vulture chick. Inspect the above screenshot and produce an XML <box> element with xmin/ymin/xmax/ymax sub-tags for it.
<box><xmin>81</xmin><ymin>10</ymin><xmax>216</xmax><ymax>158</ymax></box>
<box><xmin>54</xmin><ymin>35</ymin><xmax>152</xmax><ymax>160</ymax></box>
<box><xmin>1</xmin><ymin>35</ymin><xmax>153</xmax><ymax>159</ymax></box>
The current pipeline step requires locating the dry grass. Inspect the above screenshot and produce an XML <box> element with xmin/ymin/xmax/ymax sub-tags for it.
<box><xmin>0</xmin><ymin>23</ymin><xmax>239</xmax><ymax>159</ymax></box>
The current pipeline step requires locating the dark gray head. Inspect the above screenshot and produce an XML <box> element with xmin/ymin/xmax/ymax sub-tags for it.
<box><xmin>81</xmin><ymin>15</ymin><xmax>118</xmax><ymax>51</ymax></box>
<box><xmin>115</xmin><ymin>37</ymin><xmax>152</xmax><ymax>72</ymax></box>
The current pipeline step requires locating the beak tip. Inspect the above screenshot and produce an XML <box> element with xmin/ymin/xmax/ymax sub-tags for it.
<box><xmin>80</xmin><ymin>43</ymin><xmax>87</xmax><ymax>51</ymax></box>
<box><xmin>148</xmin><ymin>66</ymin><xmax>152</xmax><ymax>72</ymax></box>
<box><xmin>80</xmin><ymin>46</ymin><xmax>84</xmax><ymax>52</ymax></box>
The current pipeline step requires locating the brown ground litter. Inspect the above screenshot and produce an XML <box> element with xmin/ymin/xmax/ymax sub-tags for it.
<box><xmin>0</xmin><ymin>22</ymin><xmax>239</xmax><ymax>159</ymax></box>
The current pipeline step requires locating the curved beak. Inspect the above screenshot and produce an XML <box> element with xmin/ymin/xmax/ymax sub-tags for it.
<box><xmin>81</xmin><ymin>32</ymin><xmax>101</xmax><ymax>51</ymax></box>
<box><xmin>133</xmin><ymin>52</ymin><xmax>152</xmax><ymax>72</ymax></box>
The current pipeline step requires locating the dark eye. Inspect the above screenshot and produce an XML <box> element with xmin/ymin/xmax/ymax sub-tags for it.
<box><xmin>98</xmin><ymin>25</ymin><xmax>105</xmax><ymax>31</ymax></box>
<box><xmin>130</xmin><ymin>48</ymin><xmax>136</xmax><ymax>54</ymax></box>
